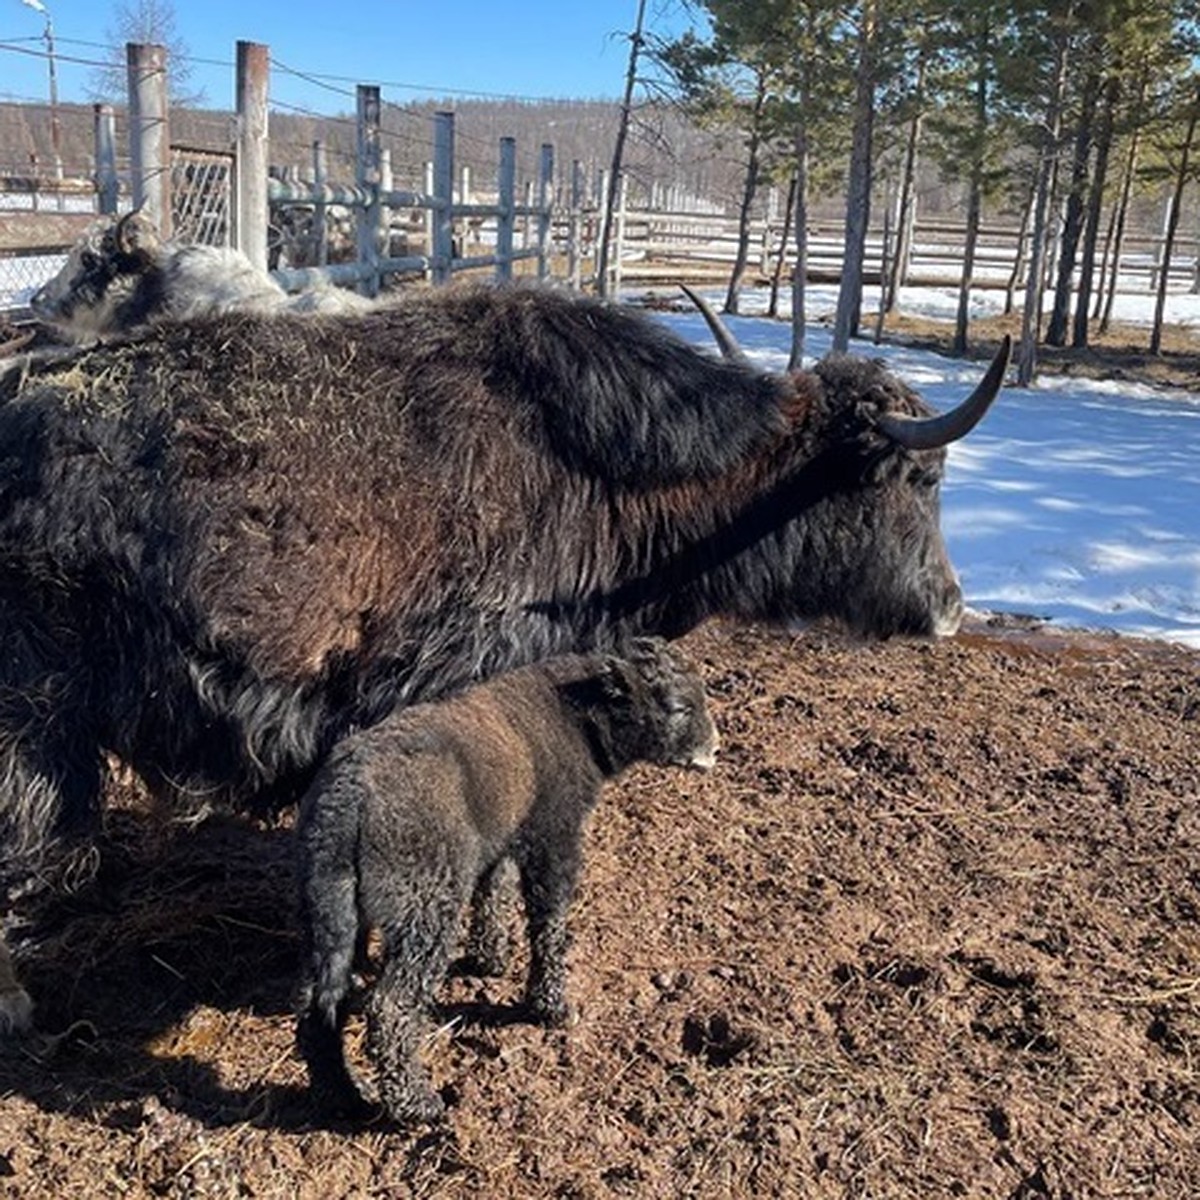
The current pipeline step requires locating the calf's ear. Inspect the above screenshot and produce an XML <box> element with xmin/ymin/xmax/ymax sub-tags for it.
<box><xmin>598</xmin><ymin>656</ymin><xmax>637</xmax><ymax>702</ymax></box>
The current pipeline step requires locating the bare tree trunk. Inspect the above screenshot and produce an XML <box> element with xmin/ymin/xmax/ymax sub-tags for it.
<box><xmin>1091</xmin><ymin>198</ymin><xmax>1117</xmax><ymax>319</ymax></box>
<box><xmin>833</xmin><ymin>0</ymin><xmax>877</xmax><ymax>352</ymax></box>
<box><xmin>955</xmin><ymin>165</ymin><xmax>983</xmax><ymax>358</ymax></box>
<box><xmin>886</xmin><ymin>48</ymin><xmax>926</xmax><ymax>313</ymax></box>
<box><xmin>1017</xmin><ymin>27</ymin><xmax>1070</xmax><ymax>387</ymax></box>
<box><xmin>724</xmin><ymin>73</ymin><xmax>768</xmax><ymax>315</ymax></box>
<box><xmin>597</xmin><ymin>0</ymin><xmax>646</xmax><ymax>298</ymax></box>
<box><xmin>1046</xmin><ymin>67</ymin><xmax>1099</xmax><ymax>346</ymax></box>
<box><xmin>768</xmin><ymin>174</ymin><xmax>798</xmax><ymax>318</ymax></box>
<box><xmin>1150</xmin><ymin>82</ymin><xmax>1200</xmax><ymax>355</ymax></box>
<box><xmin>954</xmin><ymin>33</ymin><xmax>990</xmax><ymax>357</ymax></box>
<box><xmin>1073</xmin><ymin>74</ymin><xmax>1119</xmax><ymax>347</ymax></box>
<box><xmin>1100</xmin><ymin>119</ymin><xmax>1141</xmax><ymax>332</ymax></box>
<box><xmin>1004</xmin><ymin>176</ymin><xmax>1036</xmax><ymax>316</ymax></box>
<box><xmin>789</xmin><ymin>118</ymin><xmax>811</xmax><ymax>370</ymax></box>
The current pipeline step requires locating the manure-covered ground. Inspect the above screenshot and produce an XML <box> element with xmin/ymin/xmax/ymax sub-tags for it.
<box><xmin>0</xmin><ymin>617</ymin><xmax>1197</xmax><ymax>1199</ymax></box>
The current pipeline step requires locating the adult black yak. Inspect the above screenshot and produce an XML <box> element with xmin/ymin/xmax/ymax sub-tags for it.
<box><xmin>0</xmin><ymin>282</ymin><xmax>1008</xmax><ymax>1029</ymax></box>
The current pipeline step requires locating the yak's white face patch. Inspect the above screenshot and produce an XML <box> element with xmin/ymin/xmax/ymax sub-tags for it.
<box><xmin>30</xmin><ymin>219</ymin><xmax>140</xmax><ymax>339</ymax></box>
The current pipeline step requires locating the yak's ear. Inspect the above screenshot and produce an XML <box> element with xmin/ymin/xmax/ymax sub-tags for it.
<box><xmin>115</xmin><ymin>208</ymin><xmax>160</xmax><ymax>257</ymax></box>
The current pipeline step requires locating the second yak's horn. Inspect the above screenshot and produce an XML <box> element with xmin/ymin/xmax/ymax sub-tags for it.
<box><xmin>680</xmin><ymin>285</ymin><xmax>749</xmax><ymax>365</ymax></box>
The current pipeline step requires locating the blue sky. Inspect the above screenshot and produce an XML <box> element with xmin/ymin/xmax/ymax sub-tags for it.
<box><xmin>1</xmin><ymin>0</ymin><xmax>696</xmax><ymax>113</ymax></box>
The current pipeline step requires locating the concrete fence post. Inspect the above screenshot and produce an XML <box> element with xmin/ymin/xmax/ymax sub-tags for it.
<box><xmin>567</xmin><ymin>158</ymin><xmax>583</xmax><ymax>290</ymax></box>
<box><xmin>93</xmin><ymin>103</ymin><xmax>119</xmax><ymax>215</ymax></box>
<box><xmin>355</xmin><ymin>85</ymin><xmax>381</xmax><ymax>296</ymax></box>
<box><xmin>312</xmin><ymin>140</ymin><xmax>328</xmax><ymax>266</ymax></box>
<box><xmin>127</xmin><ymin>42</ymin><xmax>170</xmax><ymax>236</ymax></box>
<box><xmin>432</xmin><ymin>112</ymin><xmax>455</xmax><ymax>285</ymax></box>
<box><xmin>536</xmin><ymin>142</ymin><xmax>554</xmax><ymax>280</ymax></box>
<box><xmin>613</xmin><ymin>172</ymin><xmax>628</xmax><ymax>299</ymax></box>
<box><xmin>235</xmin><ymin>40</ymin><xmax>269</xmax><ymax>268</ymax></box>
<box><xmin>379</xmin><ymin>146</ymin><xmax>393</xmax><ymax>263</ymax></box>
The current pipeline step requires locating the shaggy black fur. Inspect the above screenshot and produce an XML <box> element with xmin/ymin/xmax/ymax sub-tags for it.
<box><xmin>0</xmin><ymin>281</ymin><xmax>983</xmax><ymax>1030</ymax></box>
<box><xmin>294</xmin><ymin>638</ymin><xmax>716</xmax><ymax>1123</ymax></box>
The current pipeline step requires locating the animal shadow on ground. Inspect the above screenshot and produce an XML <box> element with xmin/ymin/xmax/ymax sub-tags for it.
<box><xmin>0</xmin><ymin>799</ymin><xmax>539</xmax><ymax>1134</ymax></box>
<box><xmin>2</xmin><ymin>802</ymin><xmax>318</xmax><ymax>1131</ymax></box>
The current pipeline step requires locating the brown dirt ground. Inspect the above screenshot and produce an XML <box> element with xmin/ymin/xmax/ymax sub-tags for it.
<box><xmin>0</xmin><ymin>615</ymin><xmax>1196</xmax><ymax>1199</ymax></box>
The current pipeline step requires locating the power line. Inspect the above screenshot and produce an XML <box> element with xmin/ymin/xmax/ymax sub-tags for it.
<box><xmin>0</xmin><ymin>39</ymin><xmax>110</xmax><ymax>70</ymax></box>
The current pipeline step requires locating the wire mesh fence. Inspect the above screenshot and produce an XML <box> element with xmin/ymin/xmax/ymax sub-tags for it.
<box><xmin>0</xmin><ymin>248</ymin><xmax>68</xmax><ymax>309</ymax></box>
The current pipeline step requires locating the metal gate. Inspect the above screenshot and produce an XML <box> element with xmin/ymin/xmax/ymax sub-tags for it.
<box><xmin>170</xmin><ymin>144</ymin><xmax>234</xmax><ymax>247</ymax></box>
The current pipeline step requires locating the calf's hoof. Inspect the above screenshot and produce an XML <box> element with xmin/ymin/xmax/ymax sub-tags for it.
<box><xmin>524</xmin><ymin>993</ymin><xmax>573</xmax><ymax>1029</ymax></box>
<box><xmin>380</xmin><ymin>1081</ymin><xmax>446</xmax><ymax>1126</ymax></box>
<box><xmin>0</xmin><ymin>987</ymin><xmax>34</xmax><ymax>1037</ymax></box>
<box><xmin>311</xmin><ymin>1079</ymin><xmax>376</xmax><ymax>1124</ymax></box>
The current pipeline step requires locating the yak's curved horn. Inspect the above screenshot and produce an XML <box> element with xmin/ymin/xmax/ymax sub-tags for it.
<box><xmin>876</xmin><ymin>334</ymin><xmax>1011</xmax><ymax>450</ymax></box>
<box><xmin>680</xmin><ymin>284</ymin><xmax>749</xmax><ymax>365</ymax></box>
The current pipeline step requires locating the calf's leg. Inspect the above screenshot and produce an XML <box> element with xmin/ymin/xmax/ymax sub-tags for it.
<box><xmin>516</xmin><ymin>829</ymin><xmax>583</xmax><ymax>1028</ymax></box>
<box><xmin>368</xmin><ymin>895</ymin><xmax>464</xmax><ymax>1124</ymax></box>
<box><xmin>462</xmin><ymin>857</ymin><xmax>515</xmax><ymax>976</ymax></box>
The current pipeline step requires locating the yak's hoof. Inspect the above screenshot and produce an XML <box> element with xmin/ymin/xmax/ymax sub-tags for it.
<box><xmin>0</xmin><ymin>987</ymin><xmax>34</xmax><ymax>1037</ymax></box>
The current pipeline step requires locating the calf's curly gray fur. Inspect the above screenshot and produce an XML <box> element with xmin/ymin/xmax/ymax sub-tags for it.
<box><xmin>295</xmin><ymin>637</ymin><xmax>717</xmax><ymax>1123</ymax></box>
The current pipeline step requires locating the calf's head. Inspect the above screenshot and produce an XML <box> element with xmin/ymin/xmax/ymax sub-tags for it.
<box><xmin>573</xmin><ymin>637</ymin><xmax>718</xmax><ymax>772</ymax></box>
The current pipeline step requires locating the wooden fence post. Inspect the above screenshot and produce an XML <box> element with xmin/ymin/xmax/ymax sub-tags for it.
<box><xmin>567</xmin><ymin>159</ymin><xmax>583</xmax><ymax>290</ymax></box>
<box><xmin>312</xmin><ymin>140</ymin><xmax>328</xmax><ymax>266</ymax></box>
<box><xmin>93</xmin><ymin>103</ymin><xmax>119</xmax><ymax>215</ymax></box>
<box><xmin>432</xmin><ymin>111</ymin><xmax>455</xmax><ymax>285</ymax></box>
<box><xmin>613</xmin><ymin>172</ymin><xmax>628</xmax><ymax>298</ymax></box>
<box><xmin>496</xmin><ymin>136</ymin><xmax>515</xmax><ymax>281</ymax></box>
<box><xmin>355</xmin><ymin>84</ymin><xmax>381</xmax><ymax>297</ymax></box>
<box><xmin>536</xmin><ymin>142</ymin><xmax>554</xmax><ymax>280</ymax></box>
<box><xmin>127</xmin><ymin>42</ymin><xmax>170</xmax><ymax>236</ymax></box>
<box><xmin>235</xmin><ymin>40</ymin><xmax>269</xmax><ymax>269</ymax></box>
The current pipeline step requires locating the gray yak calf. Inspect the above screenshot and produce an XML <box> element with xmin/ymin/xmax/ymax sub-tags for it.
<box><xmin>30</xmin><ymin>210</ymin><xmax>371</xmax><ymax>340</ymax></box>
<box><xmin>295</xmin><ymin>637</ymin><xmax>717</xmax><ymax>1124</ymax></box>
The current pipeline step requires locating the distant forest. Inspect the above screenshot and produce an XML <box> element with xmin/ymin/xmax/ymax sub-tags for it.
<box><xmin>0</xmin><ymin>94</ymin><xmax>974</xmax><ymax>223</ymax></box>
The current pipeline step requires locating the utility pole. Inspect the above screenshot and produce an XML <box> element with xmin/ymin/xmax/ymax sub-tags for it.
<box><xmin>19</xmin><ymin>0</ymin><xmax>62</xmax><ymax>183</ymax></box>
